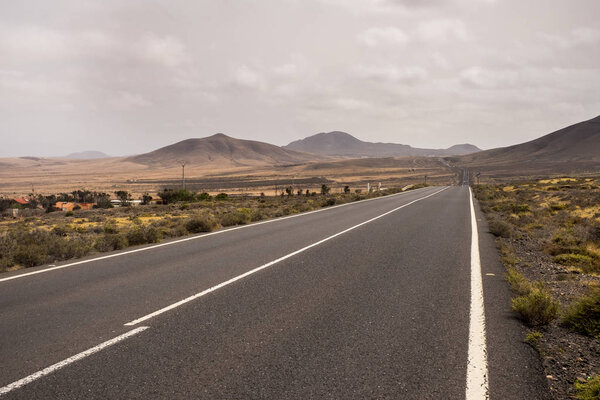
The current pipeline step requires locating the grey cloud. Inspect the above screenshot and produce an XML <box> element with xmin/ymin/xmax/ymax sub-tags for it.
<box><xmin>0</xmin><ymin>0</ymin><xmax>599</xmax><ymax>156</ymax></box>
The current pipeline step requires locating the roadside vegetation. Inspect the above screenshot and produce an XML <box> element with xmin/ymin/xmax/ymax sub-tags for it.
<box><xmin>474</xmin><ymin>176</ymin><xmax>600</xmax><ymax>399</ymax></box>
<box><xmin>0</xmin><ymin>185</ymin><xmax>428</xmax><ymax>273</ymax></box>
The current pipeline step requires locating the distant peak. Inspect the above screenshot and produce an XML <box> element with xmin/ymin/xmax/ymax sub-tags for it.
<box><xmin>209</xmin><ymin>133</ymin><xmax>230</xmax><ymax>138</ymax></box>
<box><xmin>320</xmin><ymin>131</ymin><xmax>353</xmax><ymax>137</ymax></box>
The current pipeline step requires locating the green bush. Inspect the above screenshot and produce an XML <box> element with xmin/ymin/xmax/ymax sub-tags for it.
<box><xmin>321</xmin><ymin>198</ymin><xmax>336</xmax><ymax>207</ymax></box>
<box><xmin>554</xmin><ymin>253</ymin><xmax>600</xmax><ymax>273</ymax></box>
<box><xmin>549</xmin><ymin>203</ymin><xmax>568</xmax><ymax>211</ymax></box>
<box><xmin>220</xmin><ymin>208</ymin><xmax>251</xmax><ymax>226</ymax></box>
<box><xmin>185</xmin><ymin>214</ymin><xmax>218</xmax><ymax>233</ymax></box>
<box><xmin>215</xmin><ymin>193</ymin><xmax>228</xmax><ymax>200</ymax></box>
<box><xmin>126</xmin><ymin>226</ymin><xmax>161</xmax><ymax>246</ymax></box>
<box><xmin>562</xmin><ymin>289</ymin><xmax>600</xmax><ymax>338</ymax></box>
<box><xmin>0</xmin><ymin>234</ymin><xmax>17</xmax><ymax>271</ymax></box>
<box><xmin>524</xmin><ymin>330</ymin><xmax>543</xmax><ymax>345</ymax></box>
<box><xmin>511</xmin><ymin>286</ymin><xmax>559</xmax><ymax>326</ymax></box>
<box><xmin>157</xmin><ymin>189</ymin><xmax>197</xmax><ymax>204</ymax></box>
<box><xmin>103</xmin><ymin>222</ymin><xmax>119</xmax><ymax>234</ymax></box>
<box><xmin>506</xmin><ymin>267</ymin><xmax>532</xmax><ymax>295</ymax></box>
<box><xmin>95</xmin><ymin>233</ymin><xmax>128</xmax><ymax>252</ymax></box>
<box><xmin>52</xmin><ymin>225</ymin><xmax>70</xmax><ymax>236</ymax></box>
<box><xmin>197</xmin><ymin>192</ymin><xmax>211</xmax><ymax>201</ymax></box>
<box><xmin>575</xmin><ymin>376</ymin><xmax>600</xmax><ymax>400</ymax></box>
<box><xmin>61</xmin><ymin>237</ymin><xmax>94</xmax><ymax>259</ymax></box>
<box><xmin>14</xmin><ymin>243</ymin><xmax>47</xmax><ymax>267</ymax></box>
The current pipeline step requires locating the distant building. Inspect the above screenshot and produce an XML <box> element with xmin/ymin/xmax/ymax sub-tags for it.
<box><xmin>11</xmin><ymin>198</ymin><xmax>29</xmax><ymax>206</ymax></box>
<box><xmin>54</xmin><ymin>202</ymin><xmax>95</xmax><ymax>212</ymax></box>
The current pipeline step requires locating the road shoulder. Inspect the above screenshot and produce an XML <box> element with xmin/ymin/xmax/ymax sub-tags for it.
<box><xmin>473</xmin><ymin>194</ymin><xmax>552</xmax><ymax>400</ymax></box>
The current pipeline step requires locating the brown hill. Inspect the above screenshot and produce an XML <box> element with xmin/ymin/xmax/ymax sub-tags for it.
<box><xmin>285</xmin><ymin>131</ymin><xmax>481</xmax><ymax>157</ymax></box>
<box><xmin>452</xmin><ymin>115</ymin><xmax>600</xmax><ymax>175</ymax></box>
<box><xmin>127</xmin><ymin>133</ymin><xmax>323</xmax><ymax>167</ymax></box>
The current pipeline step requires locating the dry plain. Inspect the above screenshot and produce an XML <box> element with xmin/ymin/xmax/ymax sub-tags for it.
<box><xmin>0</xmin><ymin>155</ymin><xmax>455</xmax><ymax>198</ymax></box>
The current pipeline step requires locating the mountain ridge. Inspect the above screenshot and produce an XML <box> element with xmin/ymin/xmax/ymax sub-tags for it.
<box><xmin>284</xmin><ymin>131</ymin><xmax>481</xmax><ymax>157</ymax></box>
<box><xmin>453</xmin><ymin>115</ymin><xmax>600</xmax><ymax>169</ymax></box>
<box><xmin>127</xmin><ymin>133</ymin><xmax>324</xmax><ymax>167</ymax></box>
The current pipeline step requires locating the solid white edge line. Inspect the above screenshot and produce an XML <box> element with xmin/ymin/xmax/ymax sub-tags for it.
<box><xmin>0</xmin><ymin>187</ymin><xmax>435</xmax><ymax>284</ymax></box>
<box><xmin>466</xmin><ymin>187</ymin><xmax>489</xmax><ymax>399</ymax></box>
<box><xmin>0</xmin><ymin>326</ymin><xmax>149</xmax><ymax>396</ymax></box>
<box><xmin>124</xmin><ymin>187</ymin><xmax>449</xmax><ymax>326</ymax></box>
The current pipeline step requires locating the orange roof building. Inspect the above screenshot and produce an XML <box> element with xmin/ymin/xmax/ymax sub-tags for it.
<box><xmin>54</xmin><ymin>202</ymin><xmax>94</xmax><ymax>212</ymax></box>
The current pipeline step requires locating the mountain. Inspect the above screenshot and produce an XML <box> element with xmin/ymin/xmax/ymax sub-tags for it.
<box><xmin>454</xmin><ymin>115</ymin><xmax>600</xmax><ymax>172</ymax></box>
<box><xmin>65</xmin><ymin>151</ymin><xmax>110</xmax><ymax>159</ymax></box>
<box><xmin>127</xmin><ymin>133</ymin><xmax>323</xmax><ymax>167</ymax></box>
<box><xmin>284</xmin><ymin>131</ymin><xmax>481</xmax><ymax>157</ymax></box>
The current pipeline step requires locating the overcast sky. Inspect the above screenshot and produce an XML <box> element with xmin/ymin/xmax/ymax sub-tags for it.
<box><xmin>1</xmin><ymin>0</ymin><xmax>599</xmax><ymax>157</ymax></box>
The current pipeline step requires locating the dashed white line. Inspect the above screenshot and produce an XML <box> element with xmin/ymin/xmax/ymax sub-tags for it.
<box><xmin>0</xmin><ymin>326</ymin><xmax>149</xmax><ymax>397</ymax></box>
<box><xmin>466</xmin><ymin>187</ymin><xmax>489</xmax><ymax>399</ymax></box>
<box><xmin>124</xmin><ymin>186</ymin><xmax>449</xmax><ymax>326</ymax></box>
<box><xmin>0</xmin><ymin>187</ymin><xmax>433</xmax><ymax>284</ymax></box>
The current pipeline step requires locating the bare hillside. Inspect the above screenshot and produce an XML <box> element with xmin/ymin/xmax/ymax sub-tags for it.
<box><xmin>127</xmin><ymin>134</ymin><xmax>324</xmax><ymax>167</ymax></box>
<box><xmin>285</xmin><ymin>131</ymin><xmax>481</xmax><ymax>157</ymax></box>
<box><xmin>452</xmin><ymin>115</ymin><xmax>600</xmax><ymax>176</ymax></box>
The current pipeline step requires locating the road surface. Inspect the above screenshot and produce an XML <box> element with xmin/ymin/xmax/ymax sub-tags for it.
<box><xmin>0</xmin><ymin>186</ymin><xmax>550</xmax><ymax>399</ymax></box>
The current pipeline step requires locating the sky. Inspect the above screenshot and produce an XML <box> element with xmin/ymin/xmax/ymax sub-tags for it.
<box><xmin>1</xmin><ymin>0</ymin><xmax>599</xmax><ymax>157</ymax></box>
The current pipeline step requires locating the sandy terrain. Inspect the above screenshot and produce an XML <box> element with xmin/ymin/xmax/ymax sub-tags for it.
<box><xmin>0</xmin><ymin>156</ymin><xmax>455</xmax><ymax>198</ymax></box>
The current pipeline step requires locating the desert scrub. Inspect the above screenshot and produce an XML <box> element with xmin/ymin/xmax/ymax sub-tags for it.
<box><xmin>126</xmin><ymin>225</ymin><xmax>161</xmax><ymax>246</ymax></box>
<box><xmin>554</xmin><ymin>253</ymin><xmax>600</xmax><ymax>274</ymax></box>
<box><xmin>220</xmin><ymin>208</ymin><xmax>251</xmax><ymax>227</ymax></box>
<box><xmin>575</xmin><ymin>376</ymin><xmax>600</xmax><ymax>400</ymax></box>
<box><xmin>0</xmin><ymin>229</ymin><xmax>95</xmax><ymax>270</ymax></box>
<box><xmin>184</xmin><ymin>214</ymin><xmax>218</xmax><ymax>233</ymax></box>
<box><xmin>506</xmin><ymin>266</ymin><xmax>532</xmax><ymax>295</ymax></box>
<box><xmin>488</xmin><ymin>217</ymin><xmax>513</xmax><ymax>238</ymax></box>
<box><xmin>0</xmin><ymin>187</ymin><xmax>403</xmax><ymax>272</ymax></box>
<box><xmin>511</xmin><ymin>285</ymin><xmax>559</xmax><ymax>326</ymax></box>
<box><xmin>0</xmin><ymin>233</ymin><xmax>18</xmax><ymax>271</ymax></box>
<box><xmin>562</xmin><ymin>288</ymin><xmax>600</xmax><ymax>338</ymax></box>
<box><xmin>94</xmin><ymin>233</ymin><xmax>128</xmax><ymax>252</ymax></box>
<box><xmin>524</xmin><ymin>330</ymin><xmax>543</xmax><ymax>345</ymax></box>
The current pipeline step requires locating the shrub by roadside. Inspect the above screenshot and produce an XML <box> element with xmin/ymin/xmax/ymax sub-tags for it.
<box><xmin>511</xmin><ymin>285</ymin><xmax>559</xmax><ymax>326</ymax></box>
<box><xmin>0</xmin><ymin>185</ymin><xmax>417</xmax><ymax>273</ymax></box>
<box><xmin>562</xmin><ymin>288</ymin><xmax>600</xmax><ymax>339</ymax></box>
<box><xmin>474</xmin><ymin>177</ymin><xmax>600</xmax><ymax>399</ymax></box>
<box><xmin>576</xmin><ymin>375</ymin><xmax>600</xmax><ymax>400</ymax></box>
<box><xmin>185</xmin><ymin>214</ymin><xmax>219</xmax><ymax>233</ymax></box>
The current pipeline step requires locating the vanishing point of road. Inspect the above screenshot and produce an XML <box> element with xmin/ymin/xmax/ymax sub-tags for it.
<box><xmin>0</xmin><ymin>186</ymin><xmax>550</xmax><ymax>399</ymax></box>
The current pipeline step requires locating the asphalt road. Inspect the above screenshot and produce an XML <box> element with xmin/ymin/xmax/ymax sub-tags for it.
<box><xmin>0</xmin><ymin>186</ymin><xmax>550</xmax><ymax>399</ymax></box>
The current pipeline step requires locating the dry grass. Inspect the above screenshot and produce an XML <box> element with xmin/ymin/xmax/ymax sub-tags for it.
<box><xmin>0</xmin><ymin>155</ymin><xmax>454</xmax><ymax>198</ymax></box>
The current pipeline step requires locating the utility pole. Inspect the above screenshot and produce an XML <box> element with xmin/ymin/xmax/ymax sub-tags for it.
<box><xmin>180</xmin><ymin>161</ymin><xmax>186</xmax><ymax>190</ymax></box>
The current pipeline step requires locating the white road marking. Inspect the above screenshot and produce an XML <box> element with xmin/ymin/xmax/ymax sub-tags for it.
<box><xmin>125</xmin><ymin>187</ymin><xmax>449</xmax><ymax>326</ymax></box>
<box><xmin>0</xmin><ymin>326</ymin><xmax>149</xmax><ymax>396</ymax></box>
<box><xmin>466</xmin><ymin>187</ymin><xmax>489</xmax><ymax>399</ymax></box>
<box><xmin>0</xmin><ymin>187</ymin><xmax>433</xmax><ymax>284</ymax></box>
